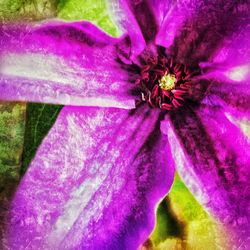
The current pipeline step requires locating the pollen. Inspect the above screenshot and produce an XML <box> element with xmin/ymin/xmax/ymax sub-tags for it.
<box><xmin>159</xmin><ymin>73</ymin><xmax>176</xmax><ymax>91</ymax></box>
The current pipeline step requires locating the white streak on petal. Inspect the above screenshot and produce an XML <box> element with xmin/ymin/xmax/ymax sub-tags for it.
<box><xmin>225</xmin><ymin>64</ymin><xmax>250</xmax><ymax>82</ymax></box>
<box><xmin>1</xmin><ymin>52</ymin><xmax>82</xmax><ymax>85</ymax></box>
<box><xmin>225</xmin><ymin>112</ymin><xmax>250</xmax><ymax>141</ymax></box>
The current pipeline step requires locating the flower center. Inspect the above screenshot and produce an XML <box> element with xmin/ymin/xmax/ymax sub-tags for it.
<box><xmin>135</xmin><ymin>56</ymin><xmax>197</xmax><ymax>111</ymax></box>
<box><xmin>159</xmin><ymin>73</ymin><xmax>176</xmax><ymax>91</ymax></box>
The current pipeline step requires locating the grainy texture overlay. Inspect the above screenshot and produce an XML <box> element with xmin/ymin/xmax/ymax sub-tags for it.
<box><xmin>1</xmin><ymin>0</ymin><xmax>250</xmax><ymax>249</ymax></box>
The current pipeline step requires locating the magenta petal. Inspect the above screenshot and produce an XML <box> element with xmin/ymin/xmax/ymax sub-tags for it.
<box><xmin>167</xmin><ymin>1</ymin><xmax>250</xmax><ymax>65</ymax></box>
<box><xmin>0</xmin><ymin>21</ymin><xmax>135</xmax><ymax>109</ymax></box>
<box><xmin>199</xmin><ymin>25</ymin><xmax>250</xmax><ymax>84</ymax></box>
<box><xmin>108</xmin><ymin>0</ymin><xmax>158</xmax><ymax>47</ymax></box>
<box><xmin>165</xmin><ymin>107</ymin><xmax>250</xmax><ymax>242</ymax></box>
<box><xmin>7</xmin><ymin>106</ymin><xmax>174</xmax><ymax>249</ymax></box>
<box><xmin>154</xmin><ymin>0</ymin><xmax>192</xmax><ymax>49</ymax></box>
<box><xmin>198</xmin><ymin>26</ymin><xmax>250</xmax><ymax>118</ymax></box>
<box><xmin>204</xmin><ymin>80</ymin><xmax>250</xmax><ymax>119</ymax></box>
<box><xmin>209</xmin><ymin>24</ymin><xmax>250</xmax><ymax>68</ymax></box>
<box><xmin>124</xmin><ymin>0</ymin><xmax>158</xmax><ymax>43</ymax></box>
<box><xmin>108</xmin><ymin>0</ymin><xmax>146</xmax><ymax>58</ymax></box>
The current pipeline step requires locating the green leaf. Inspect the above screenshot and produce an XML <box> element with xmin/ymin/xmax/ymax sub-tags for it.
<box><xmin>0</xmin><ymin>103</ymin><xmax>26</xmax><ymax>178</ymax></box>
<box><xmin>0</xmin><ymin>0</ymin><xmax>56</xmax><ymax>21</ymax></box>
<box><xmin>150</xmin><ymin>197</ymin><xmax>185</xmax><ymax>245</ymax></box>
<box><xmin>21</xmin><ymin>103</ymin><xmax>62</xmax><ymax>174</ymax></box>
<box><xmin>0</xmin><ymin>103</ymin><xmax>26</xmax><ymax>237</ymax></box>
<box><xmin>149</xmin><ymin>174</ymin><xmax>228</xmax><ymax>249</ymax></box>
<box><xmin>57</xmin><ymin>0</ymin><xmax>119</xmax><ymax>37</ymax></box>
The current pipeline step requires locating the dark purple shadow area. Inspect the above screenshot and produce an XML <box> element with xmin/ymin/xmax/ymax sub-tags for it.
<box><xmin>127</xmin><ymin>0</ymin><xmax>158</xmax><ymax>43</ymax></box>
<box><xmin>170</xmin><ymin>1</ymin><xmax>250</xmax><ymax>66</ymax></box>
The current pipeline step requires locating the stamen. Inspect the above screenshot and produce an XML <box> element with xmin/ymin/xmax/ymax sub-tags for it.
<box><xmin>159</xmin><ymin>73</ymin><xmax>176</xmax><ymax>91</ymax></box>
<box><xmin>135</xmin><ymin>56</ymin><xmax>200</xmax><ymax>111</ymax></box>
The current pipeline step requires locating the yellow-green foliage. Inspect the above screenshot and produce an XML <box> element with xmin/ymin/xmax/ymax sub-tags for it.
<box><xmin>57</xmin><ymin>0</ymin><xmax>119</xmax><ymax>37</ymax></box>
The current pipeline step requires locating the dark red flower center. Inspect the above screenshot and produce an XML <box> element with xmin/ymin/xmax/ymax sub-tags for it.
<box><xmin>135</xmin><ymin>56</ymin><xmax>198</xmax><ymax>110</ymax></box>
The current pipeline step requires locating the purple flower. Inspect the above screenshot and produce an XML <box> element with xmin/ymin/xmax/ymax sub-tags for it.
<box><xmin>1</xmin><ymin>0</ymin><xmax>250</xmax><ymax>249</ymax></box>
